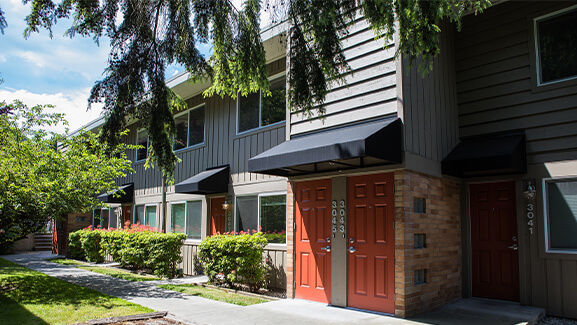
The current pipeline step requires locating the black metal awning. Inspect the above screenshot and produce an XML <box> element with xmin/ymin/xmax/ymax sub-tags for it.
<box><xmin>442</xmin><ymin>131</ymin><xmax>527</xmax><ymax>177</ymax></box>
<box><xmin>248</xmin><ymin>118</ymin><xmax>402</xmax><ymax>177</ymax></box>
<box><xmin>97</xmin><ymin>183</ymin><xmax>134</xmax><ymax>204</ymax></box>
<box><xmin>174</xmin><ymin>165</ymin><xmax>230</xmax><ymax>194</ymax></box>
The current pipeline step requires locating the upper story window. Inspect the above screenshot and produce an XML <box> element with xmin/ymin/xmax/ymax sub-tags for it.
<box><xmin>136</xmin><ymin>129</ymin><xmax>148</xmax><ymax>161</ymax></box>
<box><xmin>535</xmin><ymin>6</ymin><xmax>577</xmax><ymax>86</ymax></box>
<box><xmin>544</xmin><ymin>178</ymin><xmax>577</xmax><ymax>253</ymax></box>
<box><xmin>237</xmin><ymin>76</ymin><xmax>286</xmax><ymax>133</ymax></box>
<box><xmin>174</xmin><ymin>104</ymin><xmax>205</xmax><ymax>151</ymax></box>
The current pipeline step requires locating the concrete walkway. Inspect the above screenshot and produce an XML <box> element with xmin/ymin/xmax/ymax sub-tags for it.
<box><xmin>2</xmin><ymin>252</ymin><xmax>545</xmax><ymax>325</ymax></box>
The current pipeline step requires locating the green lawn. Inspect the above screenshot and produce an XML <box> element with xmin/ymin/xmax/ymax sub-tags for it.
<box><xmin>77</xmin><ymin>266</ymin><xmax>160</xmax><ymax>282</ymax></box>
<box><xmin>159</xmin><ymin>284</ymin><xmax>270</xmax><ymax>306</ymax></box>
<box><xmin>0</xmin><ymin>258</ymin><xmax>153</xmax><ymax>325</ymax></box>
<box><xmin>46</xmin><ymin>258</ymin><xmax>87</xmax><ymax>266</ymax></box>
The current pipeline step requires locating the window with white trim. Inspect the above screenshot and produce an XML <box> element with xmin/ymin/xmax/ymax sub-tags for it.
<box><xmin>235</xmin><ymin>193</ymin><xmax>286</xmax><ymax>243</ymax></box>
<box><xmin>173</xmin><ymin>105</ymin><xmax>205</xmax><ymax>151</ymax></box>
<box><xmin>237</xmin><ymin>76</ymin><xmax>286</xmax><ymax>133</ymax></box>
<box><xmin>534</xmin><ymin>6</ymin><xmax>577</xmax><ymax>86</ymax></box>
<box><xmin>545</xmin><ymin>178</ymin><xmax>577</xmax><ymax>252</ymax></box>
<box><xmin>136</xmin><ymin>129</ymin><xmax>148</xmax><ymax>161</ymax></box>
<box><xmin>92</xmin><ymin>208</ymin><xmax>113</xmax><ymax>229</ymax></box>
<box><xmin>170</xmin><ymin>201</ymin><xmax>202</xmax><ymax>239</ymax></box>
<box><xmin>134</xmin><ymin>204</ymin><xmax>157</xmax><ymax>228</ymax></box>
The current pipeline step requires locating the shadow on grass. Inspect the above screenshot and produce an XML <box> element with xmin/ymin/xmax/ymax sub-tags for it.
<box><xmin>0</xmin><ymin>293</ymin><xmax>49</xmax><ymax>325</ymax></box>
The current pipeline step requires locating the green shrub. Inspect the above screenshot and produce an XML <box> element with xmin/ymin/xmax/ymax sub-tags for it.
<box><xmin>79</xmin><ymin>230</ymin><xmax>104</xmax><ymax>263</ymax></box>
<box><xmin>198</xmin><ymin>233</ymin><xmax>269</xmax><ymax>292</ymax></box>
<box><xmin>67</xmin><ymin>231</ymin><xmax>85</xmax><ymax>260</ymax></box>
<box><xmin>145</xmin><ymin>232</ymin><xmax>186</xmax><ymax>278</ymax></box>
<box><xmin>100</xmin><ymin>230</ymin><xmax>125</xmax><ymax>262</ymax></box>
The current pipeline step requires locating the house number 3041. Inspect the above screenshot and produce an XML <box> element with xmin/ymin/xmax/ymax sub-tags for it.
<box><xmin>527</xmin><ymin>203</ymin><xmax>534</xmax><ymax>235</ymax></box>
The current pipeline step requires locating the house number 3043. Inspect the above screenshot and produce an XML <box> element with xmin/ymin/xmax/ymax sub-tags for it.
<box><xmin>527</xmin><ymin>203</ymin><xmax>534</xmax><ymax>235</ymax></box>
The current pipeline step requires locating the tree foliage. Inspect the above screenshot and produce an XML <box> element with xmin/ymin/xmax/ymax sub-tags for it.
<box><xmin>3</xmin><ymin>0</ymin><xmax>491</xmax><ymax>178</ymax></box>
<box><xmin>0</xmin><ymin>100</ymin><xmax>136</xmax><ymax>250</ymax></box>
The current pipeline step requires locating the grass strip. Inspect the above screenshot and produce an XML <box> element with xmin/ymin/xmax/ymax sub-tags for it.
<box><xmin>46</xmin><ymin>258</ymin><xmax>88</xmax><ymax>266</ymax></box>
<box><xmin>77</xmin><ymin>266</ymin><xmax>160</xmax><ymax>282</ymax></box>
<box><xmin>0</xmin><ymin>258</ymin><xmax>153</xmax><ymax>325</ymax></box>
<box><xmin>159</xmin><ymin>284</ymin><xmax>270</xmax><ymax>306</ymax></box>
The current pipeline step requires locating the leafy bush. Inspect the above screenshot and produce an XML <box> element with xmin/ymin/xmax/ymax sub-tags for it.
<box><xmin>262</xmin><ymin>232</ymin><xmax>286</xmax><ymax>244</ymax></box>
<box><xmin>67</xmin><ymin>231</ymin><xmax>85</xmax><ymax>260</ymax></box>
<box><xmin>198</xmin><ymin>233</ymin><xmax>269</xmax><ymax>292</ymax></box>
<box><xmin>67</xmin><ymin>224</ymin><xmax>186</xmax><ymax>278</ymax></box>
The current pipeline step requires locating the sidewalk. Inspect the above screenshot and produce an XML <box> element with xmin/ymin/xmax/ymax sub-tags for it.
<box><xmin>2</xmin><ymin>252</ymin><xmax>544</xmax><ymax>325</ymax></box>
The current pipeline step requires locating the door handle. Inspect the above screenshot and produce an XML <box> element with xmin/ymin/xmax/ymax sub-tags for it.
<box><xmin>348</xmin><ymin>246</ymin><xmax>357</xmax><ymax>253</ymax></box>
<box><xmin>321</xmin><ymin>245</ymin><xmax>331</xmax><ymax>252</ymax></box>
<box><xmin>508</xmin><ymin>244</ymin><xmax>518</xmax><ymax>251</ymax></box>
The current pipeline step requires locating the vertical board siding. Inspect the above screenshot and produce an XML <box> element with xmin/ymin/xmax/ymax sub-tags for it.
<box><xmin>457</xmin><ymin>2</ymin><xmax>577</xmax><ymax>318</ymax></box>
<box><xmin>401</xmin><ymin>19</ymin><xmax>459</xmax><ymax>162</ymax></box>
<box><xmin>180</xmin><ymin>242</ymin><xmax>287</xmax><ymax>289</ymax></box>
<box><xmin>289</xmin><ymin>19</ymin><xmax>398</xmax><ymax>136</ymax></box>
<box><xmin>455</xmin><ymin>1</ymin><xmax>577</xmax><ymax>165</ymax></box>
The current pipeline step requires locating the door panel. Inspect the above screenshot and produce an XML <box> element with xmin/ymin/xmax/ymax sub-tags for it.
<box><xmin>210</xmin><ymin>197</ymin><xmax>226</xmax><ymax>236</ymax></box>
<box><xmin>295</xmin><ymin>179</ymin><xmax>332</xmax><ymax>303</ymax></box>
<box><xmin>348</xmin><ymin>173</ymin><xmax>395</xmax><ymax>314</ymax></box>
<box><xmin>470</xmin><ymin>181</ymin><xmax>519</xmax><ymax>301</ymax></box>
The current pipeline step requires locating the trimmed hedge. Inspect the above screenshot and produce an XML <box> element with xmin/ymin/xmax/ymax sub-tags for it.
<box><xmin>68</xmin><ymin>226</ymin><xmax>186</xmax><ymax>278</ymax></box>
<box><xmin>198</xmin><ymin>233</ymin><xmax>269</xmax><ymax>292</ymax></box>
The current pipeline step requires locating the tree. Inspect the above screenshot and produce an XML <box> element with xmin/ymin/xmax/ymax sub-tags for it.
<box><xmin>0</xmin><ymin>100</ymin><xmax>137</xmax><ymax>251</ymax></box>
<box><xmin>2</xmin><ymin>0</ymin><xmax>490</xmax><ymax>179</ymax></box>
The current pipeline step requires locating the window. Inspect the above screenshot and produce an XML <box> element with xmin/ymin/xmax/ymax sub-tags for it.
<box><xmin>238</xmin><ymin>76</ymin><xmax>286</xmax><ymax>133</ymax></box>
<box><xmin>92</xmin><ymin>209</ymin><xmax>111</xmax><ymax>229</ymax></box>
<box><xmin>535</xmin><ymin>6</ymin><xmax>577</xmax><ymax>86</ymax></box>
<box><xmin>544</xmin><ymin>179</ymin><xmax>577</xmax><ymax>252</ymax></box>
<box><xmin>236</xmin><ymin>193</ymin><xmax>286</xmax><ymax>243</ymax></box>
<box><xmin>170</xmin><ymin>201</ymin><xmax>202</xmax><ymax>239</ymax></box>
<box><xmin>134</xmin><ymin>204</ymin><xmax>157</xmax><ymax>228</ymax></box>
<box><xmin>136</xmin><ymin>130</ymin><xmax>148</xmax><ymax>161</ymax></box>
<box><xmin>173</xmin><ymin>105</ymin><xmax>205</xmax><ymax>151</ymax></box>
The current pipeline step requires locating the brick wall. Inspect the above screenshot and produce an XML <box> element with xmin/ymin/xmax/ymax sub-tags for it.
<box><xmin>286</xmin><ymin>181</ymin><xmax>295</xmax><ymax>298</ymax></box>
<box><xmin>394</xmin><ymin>170</ymin><xmax>461</xmax><ymax>317</ymax></box>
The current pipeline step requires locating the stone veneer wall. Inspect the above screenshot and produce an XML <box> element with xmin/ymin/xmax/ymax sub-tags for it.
<box><xmin>394</xmin><ymin>170</ymin><xmax>462</xmax><ymax>317</ymax></box>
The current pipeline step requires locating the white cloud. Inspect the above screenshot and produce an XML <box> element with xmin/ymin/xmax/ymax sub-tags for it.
<box><xmin>0</xmin><ymin>55</ymin><xmax>6</xmax><ymax>63</ymax></box>
<box><xmin>0</xmin><ymin>88</ymin><xmax>104</xmax><ymax>134</ymax></box>
<box><xmin>18</xmin><ymin>51</ymin><xmax>48</xmax><ymax>67</ymax></box>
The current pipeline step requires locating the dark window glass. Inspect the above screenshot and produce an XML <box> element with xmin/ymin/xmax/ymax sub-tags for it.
<box><xmin>537</xmin><ymin>9</ymin><xmax>577</xmax><ymax>84</ymax></box>
<box><xmin>236</xmin><ymin>196</ymin><xmax>258</xmax><ymax>233</ymax></box>
<box><xmin>108</xmin><ymin>209</ymin><xmax>117</xmax><ymax>229</ymax></box>
<box><xmin>186</xmin><ymin>201</ymin><xmax>202</xmax><ymax>239</ymax></box>
<box><xmin>92</xmin><ymin>209</ymin><xmax>101</xmax><ymax>228</ymax></box>
<box><xmin>189</xmin><ymin>106</ymin><xmax>205</xmax><ymax>146</ymax></box>
<box><xmin>134</xmin><ymin>205</ymin><xmax>145</xmax><ymax>225</ymax></box>
<box><xmin>260</xmin><ymin>195</ymin><xmax>286</xmax><ymax>242</ymax></box>
<box><xmin>547</xmin><ymin>180</ymin><xmax>577</xmax><ymax>250</ymax></box>
<box><xmin>145</xmin><ymin>205</ymin><xmax>157</xmax><ymax>228</ymax></box>
<box><xmin>137</xmin><ymin>130</ymin><xmax>148</xmax><ymax>161</ymax></box>
<box><xmin>174</xmin><ymin>114</ymin><xmax>188</xmax><ymax>150</ymax></box>
<box><xmin>238</xmin><ymin>92</ymin><xmax>260</xmax><ymax>132</ymax></box>
<box><xmin>171</xmin><ymin>203</ymin><xmax>186</xmax><ymax>233</ymax></box>
<box><xmin>261</xmin><ymin>77</ymin><xmax>286</xmax><ymax>126</ymax></box>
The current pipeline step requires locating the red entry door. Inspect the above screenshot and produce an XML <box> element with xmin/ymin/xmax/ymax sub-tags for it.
<box><xmin>295</xmin><ymin>179</ymin><xmax>332</xmax><ymax>303</ymax></box>
<box><xmin>348</xmin><ymin>173</ymin><xmax>395</xmax><ymax>314</ymax></box>
<box><xmin>210</xmin><ymin>197</ymin><xmax>226</xmax><ymax>236</ymax></box>
<box><xmin>470</xmin><ymin>181</ymin><xmax>519</xmax><ymax>301</ymax></box>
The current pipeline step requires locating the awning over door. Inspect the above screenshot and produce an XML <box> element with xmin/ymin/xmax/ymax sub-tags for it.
<box><xmin>248</xmin><ymin>118</ymin><xmax>402</xmax><ymax>177</ymax></box>
<box><xmin>441</xmin><ymin>131</ymin><xmax>526</xmax><ymax>177</ymax></box>
<box><xmin>97</xmin><ymin>183</ymin><xmax>134</xmax><ymax>204</ymax></box>
<box><xmin>174</xmin><ymin>165</ymin><xmax>230</xmax><ymax>194</ymax></box>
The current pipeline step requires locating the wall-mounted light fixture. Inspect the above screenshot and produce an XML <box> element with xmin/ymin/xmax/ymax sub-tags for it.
<box><xmin>524</xmin><ymin>182</ymin><xmax>536</xmax><ymax>200</ymax></box>
<box><xmin>222</xmin><ymin>196</ymin><xmax>232</xmax><ymax>211</ymax></box>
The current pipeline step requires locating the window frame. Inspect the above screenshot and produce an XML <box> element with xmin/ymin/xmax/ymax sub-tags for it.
<box><xmin>234</xmin><ymin>191</ymin><xmax>287</xmax><ymax>242</ymax></box>
<box><xmin>543</xmin><ymin>177</ymin><xmax>577</xmax><ymax>254</ymax></box>
<box><xmin>173</xmin><ymin>104</ymin><xmax>206</xmax><ymax>152</ymax></box>
<box><xmin>169</xmin><ymin>200</ymin><xmax>203</xmax><ymax>240</ymax></box>
<box><xmin>134</xmin><ymin>204</ymin><xmax>158</xmax><ymax>228</ymax></box>
<box><xmin>236</xmin><ymin>73</ymin><xmax>286</xmax><ymax>135</ymax></box>
<box><xmin>92</xmin><ymin>208</ymin><xmax>111</xmax><ymax>229</ymax></box>
<box><xmin>533</xmin><ymin>5</ymin><xmax>577</xmax><ymax>88</ymax></box>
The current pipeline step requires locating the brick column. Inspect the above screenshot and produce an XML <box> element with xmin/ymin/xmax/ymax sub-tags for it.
<box><xmin>286</xmin><ymin>181</ymin><xmax>295</xmax><ymax>298</ymax></box>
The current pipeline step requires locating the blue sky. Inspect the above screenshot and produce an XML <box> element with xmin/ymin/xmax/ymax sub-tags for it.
<box><xmin>0</xmin><ymin>1</ymin><xmax>197</xmax><ymax>132</ymax></box>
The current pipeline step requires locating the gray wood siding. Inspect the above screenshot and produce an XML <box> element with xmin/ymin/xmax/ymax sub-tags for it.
<box><xmin>401</xmin><ymin>19</ymin><xmax>459</xmax><ymax>162</ymax></box>
<box><xmin>179</xmin><ymin>242</ymin><xmax>287</xmax><ymax>289</ymax></box>
<box><xmin>115</xmin><ymin>59</ymin><xmax>287</xmax><ymax>193</ymax></box>
<box><xmin>455</xmin><ymin>1</ymin><xmax>577</xmax><ymax>165</ymax></box>
<box><xmin>289</xmin><ymin>19</ymin><xmax>398</xmax><ymax>136</ymax></box>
